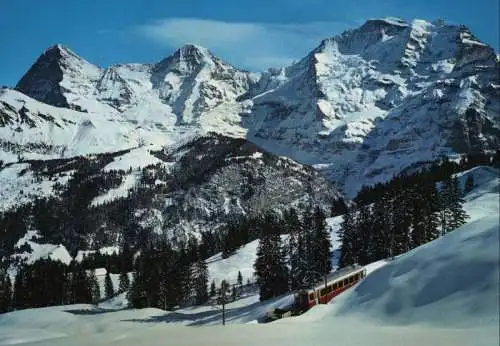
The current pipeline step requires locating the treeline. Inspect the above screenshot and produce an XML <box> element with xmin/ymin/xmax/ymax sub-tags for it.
<box><xmin>129</xmin><ymin>205</ymin><xmax>334</xmax><ymax>307</ymax></box>
<box><xmin>220</xmin><ymin>200</ymin><xmax>345</xmax><ymax>260</ymax></box>
<box><xmin>339</xmin><ymin>158</ymin><xmax>471</xmax><ymax>267</ymax></box>
<box><xmin>0</xmin><ymin>250</ymin><xmax>134</xmax><ymax>313</ymax></box>
<box><xmin>254</xmin><ymin>207</ymin><xmax>332</xmax><ymax>301</ymax></box>
<box><xmin>355</xmin><ymin>153</ymin><xmax>499</xmax><ymax>205</ymax></box>
<box><xmin>0</xmin><ymin>261</ymin><xmax>94</xmax><ymax>313</ymax></box>
<box><xmin>128</xmin><ymin>242</ymin><xmax>208</xmax><ymax>309</ymax></box>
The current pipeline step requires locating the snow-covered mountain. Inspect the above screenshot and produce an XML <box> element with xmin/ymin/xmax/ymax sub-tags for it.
<box><xmin>15</xmin><ymin>43</ymin><xmax>256</xmax><ymax>130</ymax></box>
<box><xmin>1</xmin><ymin>17</ymin><xmax>499</xmax><ymax>254</ymax></box>
<box><xmin>4</xmin><ymin>18</ymin><xmax>499</xmax><ymax>197</ymax></box>
<box><xmin>244</xmin><ymin>18</ymin><xmax>499</xmax><ymax>195</ymax></box>
<box><xmin>1</xmin><ymin>133</ymin><xmax>342</xmax><ymax>255</ymax></box>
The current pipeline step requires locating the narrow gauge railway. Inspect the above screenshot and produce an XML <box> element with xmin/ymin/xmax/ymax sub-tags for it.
<box><xmin>265</xmin><ymin>264</ymin><xmax>366</xmax><ymax>321</ymax></box>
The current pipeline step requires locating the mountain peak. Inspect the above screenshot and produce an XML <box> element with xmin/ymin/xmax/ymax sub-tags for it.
<box><xmin>39</xmin><ymin>44</ymin><xmax>88</xmax><ymax>65</ymax></box>
<box><xmin>357</xmin><ymin>17</ymin><xmax>409</xmax><ymax>34</ymax></box>
<box><xmin>16</xmin><ymin>44</ymin><xmax>100</xmax><ymax>108</ymax></box>
<box><xmin>177</xmin><ymin>43</ymin><xmax>211</xmax><ymax>57</ymax></box>
<box><xmin>154</xmin><ymin>43</ymin><xmax>217</xmax><ymax>75</ymax></box>
<box><xmin>43</xmin><ymin>43</ymin><xmax>69</xmax><ymax>54</ymax></box>
<box><xmin>170</xmin><ymin>43</ymin><xmax>213</xmax><ymax>65</ymax></box>
<box><xmin>366</xmin><ymin>17</ymin><xmax>409</xmax><ymax>27</ymax></box>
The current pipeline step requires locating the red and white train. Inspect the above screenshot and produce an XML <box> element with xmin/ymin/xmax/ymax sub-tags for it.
<box><xmin>294</xmin><ymin>264</ymin><xmax>366</xmax><ymax>311</ymax></box>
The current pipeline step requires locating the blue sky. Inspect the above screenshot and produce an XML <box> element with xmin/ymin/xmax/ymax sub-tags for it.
<box><xmin>0</xmin><ymin>0</ymin><xmax>498</xmax><ymax>86</ymax></box>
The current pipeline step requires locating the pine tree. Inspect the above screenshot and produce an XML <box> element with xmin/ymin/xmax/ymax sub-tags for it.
<box><xmin>391</xmin><ymin>190</ymin><xmax>412</xmax><ymax>256</ymax></box>
<box><xmin>237</xmin><ymin>271</ymin><xmax>243</xmax><ymax>287</ymax></box>
<box><xmin>338</xmin><ymin>206</ymin><xmax>358</xmax><ymax>268</ymax></box>
<box><xmin>13</xmin><ymin>266</ymin><xmax>30</xmax><ymax>309</ymax></box>
<box><xmin>0</xmin><ymin>273</ymin><xmax>13</xmax><ymax>313</ymax></box>
<box><xmin>287</xmin><ymin>208</ymin><xmax>308</xmax><ymax>289</ymax></box>
<box><xmin>191</xmin><ymin>259</ymin><xmax>209</xmax><ymax>305</ymax></box>
<box><xmin>105</xmin><ymin>271</ymin><xmax>114</xmax><ymax>299</ymax></box>
<box><xmin>88</xmin><ymin>270</ymin><xmax>100</xmax><ymax>305</ymax></box>
<box><xmin>356</xmin><ymin>204</ymin><xmax>374</xmax><ymax>264</ymax></box>
<box><xmin>254</xmin><ymin>213</ymin><xmax>289</xmax><ymax>301</ymax></box>
<box><xmin>439</xmin><ymin>175</ymin><xmax>454</xmax><ymax>235</ymax></box>
<box><xmin>301</xmin><ymin>207</ymin><xmax>318</xmax><ymax>285</ymax></box>
<box><xmin>310</xmin><ymin>206</ymin><xmax>332</xmax><ymax>284</ymax></box>
<box><xmin>118</xmin><ymin>272</ymin><xmax>130</xmax><ymax>293</ymax></box>
<box><xmin>371</xmin><ymin>193</ymin><xmax>392</xmax><ymax>260</ymax></box>
<box><xmin>410</xmin><ymin>180</ymin><xmax>440</xmax><ymax>247</ymax></box>
<box><xmin>448</xmin><ymin>176</ymin><xmax>469</xmax><ymax>231</ymax></box>
<box><xmin>439</xmin><ymin>175</ymin><xmax>468</xmax><ymax>234</ymax></box>
<box><xmin>210</xmin><ymin>280</ymin><xmax>216</xmax><ymax>297</ymax></box>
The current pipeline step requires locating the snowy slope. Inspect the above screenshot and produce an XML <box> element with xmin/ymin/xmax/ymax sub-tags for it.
<box><xmin>456</xmin><ymin>166</ymin><xmax>500</xmax><ymax>222</ymax></box>
<box><xmin>324</xmin><ymin>215</ymin><xmax>499</xmax><ymax>328</ymax></box>
<box><xmin>0</xmin><ymin>161</ymin><xmax>73</xmax><ymax>211</ymax></box>
<box><xmin>11</xmin><ymin>231</ymin><xmax>72</xmax><ymax>265</ymax></box>
<box><xmin>1</xmin><ymin>169</ymin><xmax>498</xmax><ymax>345</ymax></box>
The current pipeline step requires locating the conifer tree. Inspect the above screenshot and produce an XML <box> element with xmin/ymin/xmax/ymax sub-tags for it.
<box><xmin>105</xmin><ymin>271</ymin><xmax>114</xmax><ymax>299</ymax></box>
<box><xmin>439</xmin><ymin>175</ymin><xmax>454</xmax><ymax>235</ymax></box>
<box><xmin>410</xmin><ymin>180</ymin><xmax>440</xmax><ymax>247</ymax></box>
<box><xmin>0</xmin><ymin>273</ymin><xmax>13</xmax><ymax>313</ymax></box>
<box><xmin>13</xmin><ymin>266</ymin><xmax>30</xmax><ymax>309</ymax></box>
<box><xmin>210</xmin><ymin>280</ymin><xmax>216</xmax><ymax>297</ymax></box>
<box><xmin>439</xmin><ymin>175</ymin><xmax>468</xmax><ymax>234</ymax></box>
<box><xmin>88</xmin><ymin>270</ymin><xmax>100</xmax><ymax>305</ymax></box>
<box><xmin>237</xmin><ymin>271</ymin><xmax>243</xmax><ymax>287</ymax></box>
<box><xmin>338</xmin><ymin>206</ymin><xmax>358</xmax><ymax>268</ymax></box>
<box><xmin>448</xmin><ymin>176</ymin><xmax>469</xmax><ymax>231</ymax></box>
<box><xmin>371</xmin><ymin>194</ymin><xmax>392</xmax><ymax>260</ymax></box>
<box><xmin>311</xmin><ymin>206</ymin><xmax>332</xmax><ymax>283</ymax></box>
<box><xmin>254</xmin><ymin>213</ymin><xmax>289</xmax><ymax>301</ymax></box>
<box><xmin>118</xmin><ymin>272</ymin><xmax>130</xmax><ymax>293</ymax></box>
<box><xmin>287</xmin><ymin>208</ymin><xmax>309</xmax><ymax>289</ymax></box>
<box><xmin>357</xmin><ymin>204</ymin><xmax>374</xmax><ymax>264</ymax></box>
<box><xmin>191</xmin><ymin>259</ymin><xmax>209</xmax><ymax>305</ymax></box>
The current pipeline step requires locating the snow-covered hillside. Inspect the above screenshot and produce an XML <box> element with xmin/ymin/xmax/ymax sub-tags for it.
<box><xmin>1</xmin><ymin>209</ymin><xmax>497</xmax><ymax>345</ymax></box>
<box><xmin>1</xmin><ymin>165</ymin><xmax>498</xmax><ymax>345</ymax></box>
<box><xmin>325</xmin><ymin>215</ymin><xmax>499</xmax><ymax>327</ymax></box>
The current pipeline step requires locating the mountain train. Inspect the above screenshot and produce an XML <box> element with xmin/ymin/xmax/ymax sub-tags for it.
<box><xmin>266</xmin><ymin>264</ymin><xmax>366</xmax><ymax>321</ymax></box>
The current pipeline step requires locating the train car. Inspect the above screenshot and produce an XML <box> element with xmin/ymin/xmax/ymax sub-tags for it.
<box><xmin>294</xmin><ymin>264</ymin><xmax>366</xmax><ymax>312</ymax></box>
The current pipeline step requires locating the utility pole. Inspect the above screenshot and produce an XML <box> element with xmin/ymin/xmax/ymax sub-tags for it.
<box><xmin>217</xmin><ymin>280</ymin><xmax>228</xmax><ymax>326</ymax></box>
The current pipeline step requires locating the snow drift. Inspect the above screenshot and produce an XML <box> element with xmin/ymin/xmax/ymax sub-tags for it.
<box><xmin>326</xmin><ymin>215</ymin><xmax>499</xmax><ymax>328</ymax></box>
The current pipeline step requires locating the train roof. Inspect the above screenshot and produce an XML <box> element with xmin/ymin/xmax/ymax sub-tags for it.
<box><xmin>310</xmin><ymin>264</ymin><xmax>365</xmax><ymax>292</ymax></box>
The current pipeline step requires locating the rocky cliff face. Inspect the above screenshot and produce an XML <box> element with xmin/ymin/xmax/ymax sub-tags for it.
<box><xmin>243</xmin><ymin>18</ymin><xmax>499</xmax><ymax>195</ymax></box>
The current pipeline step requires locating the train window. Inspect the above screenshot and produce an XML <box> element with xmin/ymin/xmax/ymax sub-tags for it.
<box><xmin>309</xmin><ymin>292</ymin><xmax>315</xmax><ymax>300</ymax></box>
<box><xmin>344</xmin><ymin>279</ymin><xmax>348</xmax><ymax>286</ymax></box>
<box><xmin>320</xmin><ymin>288</ymin><xmax>327</xmax><ymax>296</ymax></box>
<box><xmin>354</xmin><ymin>274</ymin><xmax>359</xmax><ymax>281</ymax></box>
<box><xmin>349</xmin><ymin>276</ymin><xmax>354</xmax><ymax>283</ymax></box>
<box><xmin>338</xmin><ymin>281</ymin><xmax>343</xmax><ymax>288</ymax></box>
<box><xmin>327</xmin><ymin>286</ymin><xmax>332</xmax><ymax>293</ymax></box>
<box><xmin>333</xmin><ymin>283</ymin><xmax>337</xmax><ymax>290</ymax></box>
